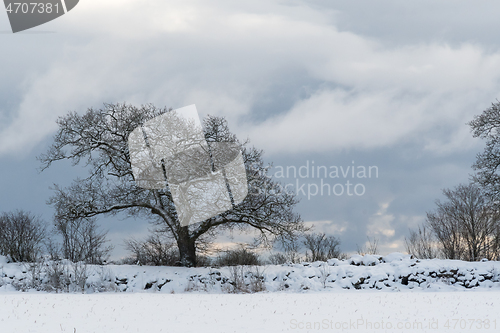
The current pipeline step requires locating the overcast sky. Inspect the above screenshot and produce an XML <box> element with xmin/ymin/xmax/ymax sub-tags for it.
<box><xmin>1</xmin><ymin>0</ymin><xmax>499</xmax><ymax>259</ymax></box>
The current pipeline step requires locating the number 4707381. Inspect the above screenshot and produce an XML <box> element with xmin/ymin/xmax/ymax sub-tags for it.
<box><xmin>5</xmin><ymin>3</ymin><xmax>60</xmax><ymax>14</ymax></box>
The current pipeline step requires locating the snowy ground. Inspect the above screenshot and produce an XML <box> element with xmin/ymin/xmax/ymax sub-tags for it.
<box><xmin>1</xmin><ymin>291</ymin><xmax>499</xmax><ymax>332</ymax></box>
<box><xmin>2</xmin><ymin>254</ymin><xmax>500</xmax><ymax>332</ymax></box>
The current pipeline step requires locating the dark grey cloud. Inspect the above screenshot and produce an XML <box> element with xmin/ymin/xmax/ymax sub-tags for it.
<box><xmin>309</xmin><ymin>0</ymin><xmax>500</xmax><ymax>47</ymax></box>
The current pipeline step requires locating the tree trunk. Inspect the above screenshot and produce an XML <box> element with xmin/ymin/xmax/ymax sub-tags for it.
<box><xmin>176</xmin><ymin>226</ymin><xmax>197</xmax><ymax>267</ymax></box>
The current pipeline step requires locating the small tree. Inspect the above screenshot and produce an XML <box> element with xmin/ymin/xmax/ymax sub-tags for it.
<box><xmin>0</xmin><ymin>210</ymin><xmax>46</xmax><ymax>262</ymax></box>
<box><xmin>303</xmin><ymin>232</ymin><xmax>342</xmax><ymax>261</ymax></box>
<box><xmin>426</xmin><ymin>183</ymin><xmax>500</xmax><ymax>261</ymax></box>
<box><xmin>55</xmin><ymin>216</ymin><xmax>113</xmax><ymax>264</ymax></box>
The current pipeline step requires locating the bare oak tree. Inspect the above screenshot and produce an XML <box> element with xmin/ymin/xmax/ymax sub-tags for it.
<box><xmin>39</xmin><ymin>103</ymin><xmax>305</xmax><ymax>267</ymax></box>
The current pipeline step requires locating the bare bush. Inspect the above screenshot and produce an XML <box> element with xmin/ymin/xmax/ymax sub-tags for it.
<box><xmin>303</xmin><ymin>233</ymin><xmax>343</xmax><ymax>261</ymax></box>
<box><xmin>124</xmin><ymin>233</ymin><xmax>179</xmax><ymax>266</ymax></box>
<box><xmin>282</xmin><ymin>237</ymin><xmax>304</xmax><ymax>263</ymax></box>
<box><xmin>267</xmin><ymin>252</ymin><xmax>288</xmax><ymax>265</ymax></box>
<box><xmin>248</xmin><ymin>266</ymin><xmax>266</xmax><ymax>293</ymax></box>
<box><xmin>356</xmin><ymin>237</ymin><xmax>379</xmax><ymax>256</ymax></box>
<box><xmin>405</xmin><ymin>225</ymin><xmax>439</xmax><ymax>259</ymax></box>
<box><xmin>21</xmin><ymin>260</ymin><xmax>44</xmax><ymax>291</ymax></box>
<box><xmin>55</xmin><ymin>217</ymin><xmax>113</xmax><ymax>264</ymax></box>
<box><xmin>227</xmin><ymin>265</ymin><xmax>248</xmax><ymax>293</ymax></box>
<box><xmin>195</xmin><ymin>255</ymin><xmax>213</xmax><ymax>267</ymax></box>
<box><xmin>319</xmin><ymin>262</ymin><xmax>331</xmax><ymax>288</ymax></box>
<box><xmin>214</xmin><ymin>247</ymin><xmax>261</xmax><ymax>267</ymax></box>
<box><xmin>71</xmin><ymin>261</ymin><xmax>88</xmax><ymax>293</ymax></box>
<box><xmin>0</xmin><ymin>210</ymin><xmax>47</xmax><ymax>262</ymax></box>
<box><xmin>44</xmin><ymin>260</ymin><xmax>71</xmax><ymax>292</ymax></box>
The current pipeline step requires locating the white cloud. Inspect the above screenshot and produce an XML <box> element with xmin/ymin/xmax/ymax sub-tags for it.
<box><xmin>367</xmin><ymin>202</ymin><xmax>395</xmax><ymax>238</ymax></box>
<box><xmin>245</xmin><ymin>42</ymin><xmax>500</xmax><ymax>154</ymax></box>
<box><xmin>304</xmin><ymin>220</ymin><xmax>348</xmax><ymax>235</ymax></box>
<box><xmin>1</xmin><ymin>0</ymin><xmax>499</xmax><ymax>158</ymax></box>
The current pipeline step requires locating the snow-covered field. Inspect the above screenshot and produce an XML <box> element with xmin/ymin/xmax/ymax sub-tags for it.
<box><xmin>2</xmin><ymin>253</ymin><xmax>500</xmax><ymax>332</ymax></box>
<box><xmin>1</xmin><ymin>292</ymin><xmax>499</xmax><ymax>332</ymax></box>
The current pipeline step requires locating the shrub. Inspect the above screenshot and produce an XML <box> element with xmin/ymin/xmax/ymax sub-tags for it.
<box><xmin>214</xmin><ymin>248</ymin><xmax>261</xmax><ymax>267</ymax></box>
<box><xmin>125</xmin><ymin>234</ymin><xmax>179</xmax><ymax>266</ymax></box>
<box><xmin>0</xmin><ymin>210</ymin><xmax>47</xmax><ymax>262</ymax></box>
